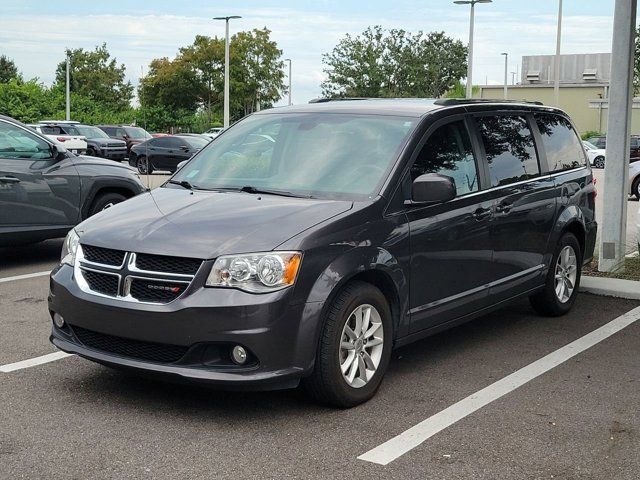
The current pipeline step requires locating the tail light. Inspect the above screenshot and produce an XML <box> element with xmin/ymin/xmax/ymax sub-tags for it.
<box><xmin>56</xmin><ymin>137</ymin><xmax>68</xmax><ymax>142</ymax></box>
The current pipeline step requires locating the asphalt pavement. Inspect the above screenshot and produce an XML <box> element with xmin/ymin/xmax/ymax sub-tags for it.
<box><xmin>1</xmin><ymin>241</ymin><xmax>639</xmax><ymax>479</ymax></box>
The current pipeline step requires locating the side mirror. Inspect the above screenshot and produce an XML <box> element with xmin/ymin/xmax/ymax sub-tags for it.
<box><xmin>177</xmin><ymin>160</ymin><xmax>188</xmax><ymax>170</ymax></box>
<box><xmin>408</xmin><ymin>173</ymin><xmax>456</xmax><ymax>205</ymax></box>
<box><xmin>50</xmin><ymin>144</ymin><xmax>67</xmax><ymax>161</ymax></box>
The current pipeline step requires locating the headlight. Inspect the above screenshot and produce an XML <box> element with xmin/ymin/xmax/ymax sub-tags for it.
<box><xmin>206</xmin><ymin>251</ymin><xmax>302</xmax><ymax>293</ymax></box>
<box><xmin>60</xmin><ymin>229</ymin><xmax>80</xmax><ymax>266</ymax></box>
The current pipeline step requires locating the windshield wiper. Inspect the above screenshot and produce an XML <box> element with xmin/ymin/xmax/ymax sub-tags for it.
<box><xmin>238</xmin><ymin>185</ymin><xmax>313</xmax><ymax>198</ymax></box>
<box><xmin>168</xmin><ymin>179</ymin><xmax>198</xmax><ymax>190</ymax></box>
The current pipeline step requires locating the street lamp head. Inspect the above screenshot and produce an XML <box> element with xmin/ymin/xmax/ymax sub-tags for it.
<box><xmin>213</xmin><ymin>15</ymin><xmax>242</xmax><ymax>20</ymax></box>
<box><xmin>501</xmin><ymin>52</ymin><xmax>508</xmax><ymax>56</ymax></box>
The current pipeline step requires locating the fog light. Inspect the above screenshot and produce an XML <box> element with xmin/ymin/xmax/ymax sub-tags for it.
<box><xmin>53</xmin><ymin>313</ymin><xmax>65</xmax><ymax>328</ymax></box>
<box><xmin>231</xmin><ymin>345</ymin><xmax>247</xmax><ymax>365</ymax></box>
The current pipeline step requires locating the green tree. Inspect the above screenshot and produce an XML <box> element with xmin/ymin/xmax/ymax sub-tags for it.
<box><xmin>0</xmin><ymin>55</ymin><xmax>20</xmax><ymax>83</ymax></box>
<box><xmin>54</xmin><ymin>43</ymin><xmax>133</xmax><ymax>112</ymax></box>
<box><xmin>139</xmin><ymin>28</ymin><xmax>285</xmax><ymax>130</ymax></box>
<box><xmin>0</xmin><ymin>78</ymin><xmax>53</xmax><ymax>122</ymax></box>
<box><xmin>321</xmin><ymin>26</ymin><xmax>467</xmax><ymax>98</ymax></box>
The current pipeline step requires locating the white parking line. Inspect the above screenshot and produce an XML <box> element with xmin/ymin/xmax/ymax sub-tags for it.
<box><xmin>0</xmin><ymin>270</ymin><xmax>51</xmax><ymax>283</ymax></box>
<box><xmin>358</xmin><ymin>305</ymin><xmax>640</xmax><ymax>466</ymax></box>
<box><xmin>0</xmin><ymin>351</ymin><xmax>73</xmax><ymax>373</ymax></box>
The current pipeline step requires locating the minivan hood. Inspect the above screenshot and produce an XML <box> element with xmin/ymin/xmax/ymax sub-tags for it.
<box><xmin>77</xmin><ymin>187</ymin><xmax>353</xmax><ymax>259</ymax></box>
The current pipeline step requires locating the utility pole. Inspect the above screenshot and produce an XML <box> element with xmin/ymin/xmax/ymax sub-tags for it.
<box><xmin>501</xmin><ymin>52</ymin><xmax>508</xmax><ymax>99</ymax></box>
<box><xmin>285</xmin><ymin>58</ymin><xmax>292</xmax><ymax>105</ymax></box>
<box><xmin>454</xmin><ymin>0</ymin><xmax>493</xmax><ymax>99</ymax></box>
<box><xmin>553</xmin><ymin>0</ymin><xmax>563</xmax><ymax>106</ymax></box>
<box><xmin>213</xmin><ymin>15</ymin><xmax>241</xmax><ymax>128</ymax></box>
<box><xmin>598</xmin><ymin>0</ymin><xmax>637</xmax><ymax>272</ymax></box>
<box><xmin>65</xmin><ymin>52</ymin><xmax>70</xmax><ymax>121</ymax></box>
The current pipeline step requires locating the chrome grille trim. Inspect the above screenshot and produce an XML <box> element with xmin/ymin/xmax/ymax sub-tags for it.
<box><xmin>74</xmin><ymin>245</ymin><xmax>200</xmax><ymax>305</ymax></box>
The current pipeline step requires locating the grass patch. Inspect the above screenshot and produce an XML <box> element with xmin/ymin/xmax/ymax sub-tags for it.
<box><xmin>583</xmin><ymin>255</ymin><xmax>640</xmax><ymax>281</ymax></box>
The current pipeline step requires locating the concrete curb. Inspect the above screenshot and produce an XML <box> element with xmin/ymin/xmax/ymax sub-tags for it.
<box><xmin>580</xmin><ymin>276</ymin><xmax>640</xmax><ymax>300</ymax></box>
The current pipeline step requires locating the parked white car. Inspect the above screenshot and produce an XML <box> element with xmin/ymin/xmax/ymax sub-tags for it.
<box><xmin>28</xmin><ymin>120</ymin><xmax>87</xmax><ymax>154</ymax></box>
<box><xmin>203</xmin><ymin>127</ymin><xmax>225</xmax><ymax>139</ymax></box>
<box><xmin>583</xmin><ymin>141</ymin><xmax>606</xmax><ymax>169</ymax></box>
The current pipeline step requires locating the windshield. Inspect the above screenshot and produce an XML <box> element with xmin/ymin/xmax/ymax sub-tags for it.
<box><xmin>182</xmin><ymin>136</ymin><xmax>210</xmax><ymax>149</ymax></box>
<box><xmin>583</xmin><ymin>141</ymin><xmax>597</xmax><ymax>150</ymax></box>
<box><xmin>124</xmin><ymin>126</ymin><xmax>152</xmax><ymax>140</ymax></box>
<box><xmin>172</xmin><ymin>113</ymin><xmax>416</xmax><ymax>198</ymax></box>
<box><xmin>74</xmin><ymin>125</ymin><xmax>110</xmax><ymax>139</ymax></box>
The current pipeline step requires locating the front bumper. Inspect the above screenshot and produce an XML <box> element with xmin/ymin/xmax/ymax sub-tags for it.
<box><xmin>48</xmin><ymin>265</ymin><xmax>323</xmax><ymax>390</ymax></box>
<box><xmin>98</xmin><ymin>147</ymin><xmax>127</xmax><ymax>160</ymax></box>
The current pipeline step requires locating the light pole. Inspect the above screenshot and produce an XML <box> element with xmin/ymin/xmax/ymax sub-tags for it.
<box><xmin>65</xmin><ymin>51</ymin><xmax>71</xmax><ymax>121</ymax></box>
<box><xmin>285</xmin><ymin>58</ymin><xmax>292</xmax><ymax>105</ymax></box>
<box><xmin>501</xmin><ymin>52</ymin><xmax>508</xmax><ymax>99</ymax></box>
<box><xmin>553</xmin><ymin>0</ymin><xmax>563</xmax><ymax>106</ymax></box>
<box><xmin>454</xmin><ymin>0</ymin><xmax>493</xmax><ymax>99</ymax></box>
<box><xmin>511</xmin><ymin>71</ymin><xmax>516</xmax><ymax>85</ymax></box>
<box><xmin>213</xmin><ymin>15</ymin><xmax>241</xmax><ymax>128</ymax></box>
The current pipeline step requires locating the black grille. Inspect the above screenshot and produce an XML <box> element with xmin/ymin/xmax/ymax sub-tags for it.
<box><xmin>81</xmin><ymin>270</ymin><xmax>119</xmax><ymax>296</ymax></box>
<box><xmin>135</xmin><ymin>253</ymin><xmax>202</xmax><ymax>275</ymax></box>
<box><xmin>72</xmin><ymin>326</ymin><xmax>188</xmax><ymax>364</ymax></box>
<box><xmin>82</xmin><ymin>245</ymin><xmax>125</xmax><ymax>266</ymax></box>
<box><xmin>129</xmin><ymin>278</ymin><xmax>186</xmax><ymax>303</ymax></box>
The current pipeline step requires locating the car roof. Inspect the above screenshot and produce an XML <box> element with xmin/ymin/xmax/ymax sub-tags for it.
<box><xmin>254</xmin><ymin>98</ymin><xmax>565</xmax><ymax>118</ymax></box>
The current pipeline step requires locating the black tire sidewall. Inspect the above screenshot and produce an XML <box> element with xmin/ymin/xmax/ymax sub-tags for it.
<box><xmin>545</xmin><ymin>233</ymin><xmax>582</xmax><ymax>314</ymax></box>
<box><xmin>89</xmin><ymin>192</ymin><xmax>126</xmax><ymax>217</ymax></box>
<box><xmin>313</xmin><ymin>282</ymin><xmax>393</xmax><ymax>407</ymax></box>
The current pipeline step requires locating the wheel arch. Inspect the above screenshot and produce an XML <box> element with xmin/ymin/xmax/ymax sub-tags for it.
<box><xmin>82</xmin><ymin>180</ymin><xmax>140</xmax><ymax>219</ymax></box>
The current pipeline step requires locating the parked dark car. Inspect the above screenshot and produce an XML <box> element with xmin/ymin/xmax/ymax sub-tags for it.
<box><xmin>47</xmin><ymin>123</ymin><xmax>128</xmax><ymax>161</ymax></box>
<box><xmin>96</xmin><ymin>125</ymin><xmax>152</xmax><ymax>155</ymax></box>
<box><xmin>128</xmin><ymin>135</ymin><xmax>210</xmax><ymax>174</ymax></box>
<box><xmin>0</xmin><ymin>115</ymin><xmax>146</xmax><ymax>246</ymax></box>
<box><xmin>584</xmin><ymin>134</ymin><xmax>640</xmax><ymax>165</ymax></box>
<box><xmin>49</xmin><ymin>99</ymin><xmax>596</xmax><ymax>407</ymax></box>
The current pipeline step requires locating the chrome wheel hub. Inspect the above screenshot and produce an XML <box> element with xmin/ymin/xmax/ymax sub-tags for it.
<box><xmin>339</xmin><ymin>304</ymin><xmax>384</xmax><ymax>388</ymax></box>
<box><xmin>555</xmin><ymin>245</ymin><xmax>577</xmax><ymax>303</ymax></box>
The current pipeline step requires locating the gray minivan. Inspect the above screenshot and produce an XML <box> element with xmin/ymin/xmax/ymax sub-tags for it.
<box><xmin>49</xmin><ymin>99</ymin><xmax>597</xmax><ymax>407</ymax></box>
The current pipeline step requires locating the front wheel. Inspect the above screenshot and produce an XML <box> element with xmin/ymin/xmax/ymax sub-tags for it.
<box><xmin>530</xmin><ymin>233</ymin><xmax>582</xmax><ymax>316</ymax></box>
<box><xmin>594</xmin><ymin>156</ymin><xmax>605</xmax><ymax>169</ymax></box>
<box><xmin>137</xmin><ymin>156</ymin><xmax>153</xmax><ymax>175</ymax></box>
<box><xmin>632</xmin><ymin>177</ymin><xmax>640</xmax><ymax>200</ymax></box>
<box><xmin>88</xmin><ymin>192</ymin><xmax>127</xmax><ymax>217</ymax></box>
<box><xmin>302</xmin><ymin>281</ymin><xmax>392</xmax><ymax>408</ymax></box>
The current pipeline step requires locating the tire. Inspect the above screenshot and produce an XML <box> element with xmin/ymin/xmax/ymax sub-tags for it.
<box><xmin>302</xmin><ymin>281</ymin><xmax>393</xmax><ymax>408</ymax></box>
<box><xmin>594</xmin><ymin>156</ymin><xmax>605</xmax><ymax>169</ymax></box>
<box><xmin>530</xmin><ymin>233</ymin><xmax>582</xmax><ymax>317</ymax></box>
<box><xmin>86</xmin><ymin>147</ymin><xmax>97</xmax><ymax>158</ymax></box>
<box><xmin>88</xmin><ymin>192</ymin><xmax>127</xmax><ymax>217</ymax></box>
<box><xmin>137</xmin><ymin>155</ymin><xmax>153</xmax><ymax>175</ymax></box>
<box><xmin>632</xmin><ymin>177</ymin><xmax>640</xmax><ymax>200</ymax></box>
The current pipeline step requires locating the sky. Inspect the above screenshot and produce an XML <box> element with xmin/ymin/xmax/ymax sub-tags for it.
<box><xmin>0</xmin><ymin>1</ymin><xmax>618</xmax><ymax>106</ymax></box>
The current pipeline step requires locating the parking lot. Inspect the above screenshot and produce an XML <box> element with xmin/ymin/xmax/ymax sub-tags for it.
<box><xmin>1</xmin><ymin>237</ymin><xmax>639</xmax><ymax>479</ymax></box>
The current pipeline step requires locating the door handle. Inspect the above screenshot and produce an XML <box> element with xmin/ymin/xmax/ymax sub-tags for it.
<box><xmin>472</xmin><ymin>207</ymin><xmax>492</xmax><ymax>220</ymax></box>
<box><xmin>495</xmin><ymin>202</ymin><xmax>512</xmax><ymax>214</ymax></box>
<box><xmin>0</xmin><ymin>176</ymin><xmax>20</xmax><ymax>184</ymax></box>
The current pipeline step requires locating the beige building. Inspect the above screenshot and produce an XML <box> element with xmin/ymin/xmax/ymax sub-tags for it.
<box><xmin>474</xmin><ymin>53</ymin><xmax>640</xmax><ymax>136</ymax></box>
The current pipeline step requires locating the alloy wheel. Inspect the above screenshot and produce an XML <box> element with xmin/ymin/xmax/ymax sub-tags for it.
<box><xmin>555</xmin><ymin>245</ymin><xmax>577</xmax><ymax>303</ymax></box>
<box><xmin>339</xmin><ymin>304</ymin><xmax>384</xmax><ymax>388</ymax></box>
<box><xmin>137</xmin><ymin>157</ymin><xmax>148</xmax><ymax>174</ymax></box>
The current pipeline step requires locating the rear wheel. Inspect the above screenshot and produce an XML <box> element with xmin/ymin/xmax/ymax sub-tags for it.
<box><xmin>530</xmin><ymin>233</ymin><xmax>582</xmax><ymax>316</ymax></box>
<box><xmin>302</xmin><ymin>281</ymin><xmax>392</xmax><ymax>408</ymax></box>
<box><xmin>88</xmin><ymin>192</ymin><xmax>127</xmax><ymax>217</ymax></box>
<box><xmin>136</xmin><ymin>155</ymin><xmax>153</xmax><ymax>175</ymax></box>
<box><xmin>594</xmin><ymin>156</ymin><xmax>605</xmax><ymax>169</ymax></box>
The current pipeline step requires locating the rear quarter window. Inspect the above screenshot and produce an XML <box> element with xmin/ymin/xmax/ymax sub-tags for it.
<box><xmin>535</xmin><ymin>114</ymin><xmax>586</xmax><ymax>172</ymax></box>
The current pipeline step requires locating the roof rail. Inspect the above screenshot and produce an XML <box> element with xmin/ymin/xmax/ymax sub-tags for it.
<box><xmin>433</xmin><ymin>98</ymin><xmax>544</xmax><ymax>106</ymax></box>
<box><xmin>308</xmin><ymin>97</ymin><xmax>370</xmax><ymax>103</ymax></box>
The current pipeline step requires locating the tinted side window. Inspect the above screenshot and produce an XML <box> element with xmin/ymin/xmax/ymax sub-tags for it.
<box><xmin>535</xmin><ymin>114</ymin><xmax>586</xmax><ymax>172</ymax></box>
<box><xmin>476</xmin><ymin>115</ymin><xmax>539</xmax><ymax>187</ymax></box>
<box><xmin>0</xmin><ymin>122</ymin><xmax>52</xmax><ymax>160</ymax></box>
<box><xmin>115</xmin><ymin>128</ymin><xmax>126</xmax><ymax>137</ymax></box>
<box><xmin>166</xmin><ymin>137</ymin><xmax>184</xmax><ymax>148</ymax></box>
<box><xmin>411</xmin><ymin>120</ymin><xmax>479</xmax><ymax>196</ymax></box>
<box><xmin>41</xmin><ymin>126</ymin><xmax>63</xmax><ymax>135</ymax></box>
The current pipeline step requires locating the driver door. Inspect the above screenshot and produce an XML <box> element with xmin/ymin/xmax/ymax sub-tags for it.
<box><xmin>0</xmin><ymin>120</ymin><xmax>81</xmax><ymax>228</ymax></box>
